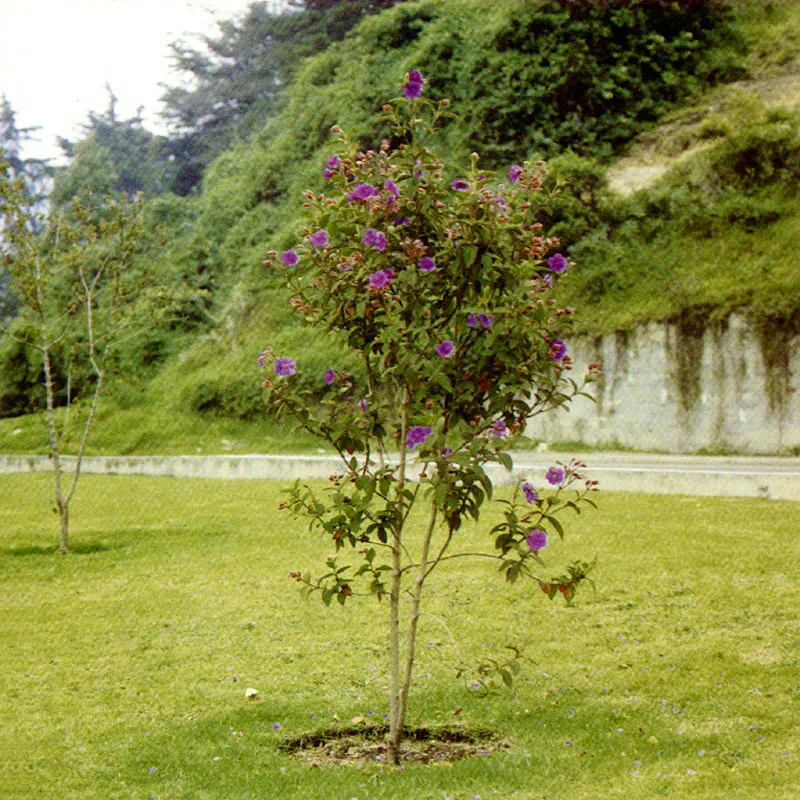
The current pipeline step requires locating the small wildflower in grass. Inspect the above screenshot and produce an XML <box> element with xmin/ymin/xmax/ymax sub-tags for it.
<box><xmin>509</xmin><ymin>164</ymin><xmax>523</xmax><ymax>183</ymax></box>
<box><xmin>527</xmin><ymin>529</ymin><xmax>548</xmax><ymax>552</ymax></box>
<box><xmin>363</xmin><ymin>228</ymin><xmax>378</xmax><ymax>247</ymax></box>
<box><xmin>549</xmin><ymin>338</ymin><xmax>568</xmax><ymax>360</ymax></box>
<box><xmin>478</xmin><ymin>313</ymin><xmax>494</xmax><ymax>328</ymax></box>
<box><xmin>273</xmin><ymin>722</ymin><xmax>281</xmax><ymax>730</ymax></box>
<box><xmin>360</xmin><ymin>398</ymin><xmax>368</xmax><ymax>413</ymax></box>
<box><xmin>522</xmin><ymin>482</ymin><xmax>538</xmax><ymax>503</ymax></box>
<box><xmin>310</xmin><ymin>229</ymin><xmax>329</xmax><ymax>248</ymax></box>
<box><xmin>436</xmin><ymin>340</ymin><xmax>455</xmax><ymax>358</ymax></box>
<box><xmin>548</xmin><ymin>253</ymin><xmax>568</xmax><ymax>273</ymax></box>
<box><xmin>406</xmin><ymin>426</ymin><xmax>433</xmax><ymax>450</ymax></box>
<box><xmin>281</xmin><ymin>249</ymin><xmax>299</xmax><ymax>266</ymax></box>
<box><xmin>275</xmin><ymin>357</ymin><xmax>296</xmax><ymax>376</ymax></box>
<box><xmin>467</xmin><ymin>313</ymin><xmax>477</xmax><ymax>328</ymax></box>
<box><xmin>384</xmin><ymin>178</ymin><xmax>399</xmax><ymax>196</ymax></box>
<box><xmin>546</xmin><ymin>466</ymin><xmax>565</xmax><ymax>485</ymax></box>
<box><xmin>394</xmin><ymin>216</ymin><xmax>410</xmax><ymax>226</ymax></box>
<box><xmin>374</xmin><ymin>232</ymin><xmax>387</xmax><ymax>252</ymax></box>
<box><xmin>326</xmin><ymin>154</ymin><xmax>339</xmax><ymax>169</ymax></box>
<box><xmin>258</xmin><ymin>350</ymin><xmax>269</xmax><ymax>369</ymax></box>
<box><xmin>419</xmin><ymin>256</ymin><xmax>435</xmax><ymax>272</ymax></box>
<box><xmin>324</xmin><ymin>368</ymin><xmax>335</xmax><ymax>385</ymax></box>
<box><xmin>452</xmin><ymin>178</ymin><xmax>469</xmax><ymax>191</ymax></box>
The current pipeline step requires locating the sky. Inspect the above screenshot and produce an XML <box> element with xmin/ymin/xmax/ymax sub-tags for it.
<box><xmin>0</xmin><ymin>0</ymin><xmax>286</xmax><ymax>163</ymax></box>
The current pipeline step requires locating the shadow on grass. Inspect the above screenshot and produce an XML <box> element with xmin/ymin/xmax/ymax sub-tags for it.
<box><xmin>3</xmin><ymin>540</ymin><xmax>115</xmax><ymax>557</ymax></box>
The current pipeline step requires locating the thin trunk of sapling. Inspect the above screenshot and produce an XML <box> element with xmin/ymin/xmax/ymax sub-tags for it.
<box><xmin>387</xmin><ymin>388</ymin><xmax>410</xmax><ymax>766</ymax></box>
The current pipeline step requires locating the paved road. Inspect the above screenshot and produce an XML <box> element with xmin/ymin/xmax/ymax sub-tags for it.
<box><xmin>1</xmin><ymin>452</ymin><xmax>798</xmax><ymax>501</ymax></box>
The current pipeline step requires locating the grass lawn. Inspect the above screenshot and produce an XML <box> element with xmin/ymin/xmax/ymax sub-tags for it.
<box><xmin>0</xmin><ymin>474</ymin><xmax>798</xmax><ymax>799</ymax></box>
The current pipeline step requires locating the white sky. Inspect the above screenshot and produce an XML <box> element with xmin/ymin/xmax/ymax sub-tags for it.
<box><xmin>0</xmin><ymin>0</ymin><xmax>283</xmax><ymax>163</ymax></box>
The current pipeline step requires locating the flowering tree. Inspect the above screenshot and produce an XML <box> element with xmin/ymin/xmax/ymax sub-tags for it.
<box><xmin>261</xmin><ymin>71</ymin><xmax>598</xmax><ymax>763</ymax></box>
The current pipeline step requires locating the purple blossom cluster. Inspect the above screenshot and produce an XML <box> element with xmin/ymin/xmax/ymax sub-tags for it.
<box><xmin>323</xmin><ymin>153</ymin><xmax>339</xmax><ymax>179</ymax></box>
<box><xmin>310</xmin><ymin>229</ymin><xmax>329</xmax><ymax>248</ymax></box>
<box><xmin>406</xmin><ymin>426</ymin><xmax>433</xmax><ymax>450</ymax></box>
<box><xmin>547</xmin><ymin>253</ymin><xmax>568</xmax><ymax>273</ymax></box>
<box><xmin>549</xmin><ymin>339</ymin><xmax>568</xmax><ymax>361</ymax></box>
<box><xmin>545</xmin><ymin>466</ymin><xmax>565</xmax><ymax>486</ymax></box>
<box><xmin>348</xmin><ymin>183</ymin><xmax>379</xmax><ymax>204</ymax></box>
<box><xmin>274</xmin><ymin>357</ymin><xmax>296</xmax><ymax>377</ymax></box>
<box><xmin>419</xmin><ymin>256</ymin><xmax>435</xmax><ymax>272</ymax></box>
<box><xmin>522</xmin><ymin>482</ymin><xmax>538</xmax><ymax>504</ymax></box>
<box><xmin>452</xmin><ymin>178</ymin><xmax>469</xmax><ymax>191</ymax></box>
<box><xmin>281</xmin><ymin>249</ymin><xmax>299</xmax><ymax>266</ymax></box>
<box><xmin>527</xmin><ymin>529</ymin><xmax>548</xmax><ymax>552</ymax></box>
<box><xmin>363</xmin><ymin>228</ymin><xmax>387</xmax><ymax>252</ymax></box>
<box><xmin>403</xmin><ymin>69</ymin><xmax>423</xmax><ymax>99</ymax></box>
<box><xmin>490</xmin><ymin>418</ymin><xmax>507</xmax><ymax>437</ymax></box>
<box><xmin>436</xmin><ymin>340</ymin><xmax>455</xmax><ymax>359</ymax></box>
<box><xmin>467</xmin><ymin>313</ymin><xmax>494</xmax><ymax>329</ymax></box>
<box><xmin>369</xmin><ymin>268</ymin><xmax>394</xmax><ymax>290</ymax></box>
<box><xmin>508</xmin><ymin>164</ymin><xmax>523</xmax><ymax>183</ymax></box>
<box><xmin>324</xmin><ymin>368</ymin><xmax>336</xmax><ymax>385</ymax></box>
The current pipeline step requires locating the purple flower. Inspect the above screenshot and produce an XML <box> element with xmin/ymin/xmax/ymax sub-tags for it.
<box><xmin>452</xmin><ymin>178</ymin><xmax>469</xmax><ymax>191</ymax></box>
<box><xmin>406</xmin><ymin>426</ymin><xmax>433</xmax><ymax>450</ymax></box>
<box><xmin>490</xmin><ymin>418</ymin><xmax>507</xmax><ymax>437</ymax></box>
<box><xmin>384</xmin><ymin>178</ymin><xmax>399</xmax><ymax>197</ymax></box>
<box><xmin>274</xmin><ymin>357</ymin><xmax>296</xmax><ymax>377</ymax></box>
<box><xmin>542</xmin><ymin>274</ymin><xmax>553</xmax><ymax>288</ymax></box>
<box><xmin>281</xmin><ymin>249</ymin><xmax>299</xmax><ymax>266</ymax></box>
<box><xmin>509</xmin><ymin>164</ymin><xmax>523</xmax><ymax>183</ymax></box>
<box><xmin>436</xmin><ymin>340</ymin><xmax>455</xmax><ymax>359</ymax></box>
<box><xmin>326</xmin><ymin>154</ymin><xmax>339</xmax><ymax>169</ymax></box>
<box><xmin>310</xmin><ymin>229</ymin><xmax>329</xmax><ymax>248</ymax></box>
<box><xmin>258</xmin><ymin>350</ymin><xmax>269</xmax><ymax>369</ymax></box>
<box><xmin>360</xmin><ymin>398</ymin><xmax>368</xmax><ymax>413</ymax></box>
<box><xmin>348</xmin><ymin>183</ymin><xmax>379</xmax><ymax>203</ymax></box>
<box><xmin>403</xmin><ymin>69</ymin><xmax>423</xmax><ymax>99</ymax></box>
<box><xmin>545</xmin><ymin>466</ymin><xmax>565</xmax><ymax>486</ymax></box>
<box><xmin>442</xmin><ymin>447</ymin><xmax>454</xmax><ymax>457</ymax></box>
<box><xmin>374</xmin><ymin>232</ymin><xmax>387</xmax><ymax>252</ymax></box>
<box><xmin>548</xmin><ymin>253</ymin><xmax>568</xmax><ymax>273</ymax></box>
<box><xmin>368</xmin><ymin>268</ymin><xmax>394</xmax><ymax>290</ymax></box>
<box><xmin>478</xmin><ymin>313</ymin><xmax>494</xmax><ymax>328</ymax></box>
<box><xmin>414</xmin><ymin>169</ymin><xmax>424</xmax><ymax>181</ymax></box>
<box><xmin>363</xmin><ymin>228</ymin><xmax>378</xmax><ymax>247</ymax></box>
<box><xmin>496</xmin><ymin>196</ymin><xmax>507</xmax><ymax>208</ymax></box>
<box><xmin>527</xmin><ymin>529</ymin><xmax>548</xmax><ymax>552</ymax></box>
<box><xmin>549</xmin><ymin>338</ymin><xmax>568</xmax><ymax>361</ymax></box>
<box><xmin>324</xmin><ymin>368</ymin><xmax>335</xmax><ymax>385</ymax></box>
<box><xmin>467</xmin><ymin>313</ymin><xmax>477</xmax><ymax>328</ymax></box>
<box><xmin>522</xmin><ymin>482</ymin><xmax>538</xmax><ymax>504</ymax></box>
<box><xmin>272</xmin><ymin>722</ymin><xmax>281</xmax><ymax>730</ymax></box>
<box><xmin>323</xmin><ymin>169</ymin><xmax>332</xmax><ymax>180</ymax></box>
<box><xmin>394</xmin><ymin>216</ymin><xmax>410</xmax><ymax>226</ymax></box>
<box><xmin>419</xmin><ymin>256</ymin><xmax>435</xmax><ymax>272</ymax></box>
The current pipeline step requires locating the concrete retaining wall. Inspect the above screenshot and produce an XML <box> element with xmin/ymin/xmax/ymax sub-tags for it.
<box><xmin>535</xmin><ymin>313</ymin><xmax>800</xmax><ymax>454</ymax></box>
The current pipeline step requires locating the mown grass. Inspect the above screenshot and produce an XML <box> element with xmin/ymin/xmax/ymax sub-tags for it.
<box><xmin>1</xmin><ymin>474</ymin><xmax>798</xmax><ymax>799</ymax></box>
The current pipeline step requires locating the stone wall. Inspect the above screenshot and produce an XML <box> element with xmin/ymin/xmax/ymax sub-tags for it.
<box><xmin>535</xmin><ymin>313</ymin><xmax>800</xmax><ymax>454</ymax></box>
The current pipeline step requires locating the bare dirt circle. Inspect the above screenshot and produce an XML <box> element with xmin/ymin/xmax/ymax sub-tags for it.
<box><xmin>281</xmin><ymin>725</ymin><xmax>509</xmax><ymax>767</ymax></box>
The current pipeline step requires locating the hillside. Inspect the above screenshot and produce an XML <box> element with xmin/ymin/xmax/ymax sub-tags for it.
<box><xmin>1</xmin><ymin>0</ymin><xmax>799</xmax><ymax>456</ymax></box>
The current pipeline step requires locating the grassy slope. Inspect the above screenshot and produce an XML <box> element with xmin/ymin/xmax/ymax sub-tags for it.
<box><xmin>557</xmin><ymin>0</ymin><xmax>800</xmax><ymax>333</ymax></box>
<box><xmin>1</xmin><ymin>475</ymin><xmax>798</xmax><ymax>799</ymax></box>
<box><xmin>2</xmin><ymin>1</ymin><xmax>800</xmax><ymax>454</ymax></box>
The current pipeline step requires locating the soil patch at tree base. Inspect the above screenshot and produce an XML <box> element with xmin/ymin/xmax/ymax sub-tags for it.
<box><xmin>281</xmin><ymin>725</ymin><xmax>509</xmax><ymax>766</ymax></box>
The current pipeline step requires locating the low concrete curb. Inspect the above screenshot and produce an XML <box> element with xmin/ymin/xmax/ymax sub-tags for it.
<box><xmin>1</xmin><ymin>452</ymin><xmax>798</xmax><ymax>501</ymax></box>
